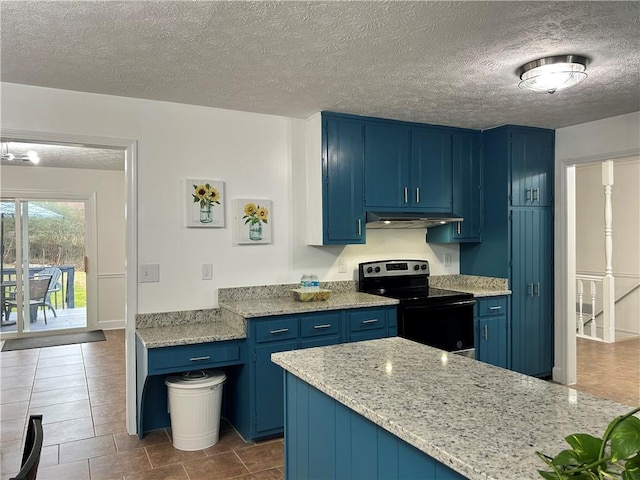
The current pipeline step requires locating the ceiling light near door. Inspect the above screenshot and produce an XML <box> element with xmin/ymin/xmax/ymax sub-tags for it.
<box><xmin>517</xmin><ymin>55</ymin><xmax>588</xmax><ymax>94</ymax></box>
<box><xmin>1</xmin><ymin>142</ymin><xmax>40</xmax><ymax>164</ymax></box>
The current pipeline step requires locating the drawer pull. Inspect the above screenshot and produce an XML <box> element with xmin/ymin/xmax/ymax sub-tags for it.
<box><xmin>362</xmin><ymin>319</ymin><xmax>379</xmax><ymax>325</ymax></box>
<box><xmin>189</xmin><ymin>356</ymin><xmax>211</xmax><ymax>362</ymax></box>
<box><xmin>270</xmin><ymin>328</ymin><xmax>289</xmax><ymax>335</ymax></box>
<box><xmin>488</xmin><ymin>306</ymin><xmax>502</xmax><ymax>310</ymax></box>
<box><xmin>313</xmin><ymin>324</ymin><xmax>332</xmax><ymax>329</ymax></box>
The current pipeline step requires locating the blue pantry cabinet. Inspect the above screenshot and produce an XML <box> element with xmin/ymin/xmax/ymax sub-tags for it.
<box><xmin>461</xmin><ymin>125</ymin><xmax>554</xmax><ymax>378</ymax></box>
<box><xmin>428</xmin><ymin>131</ymin><xmax>482</xmax><ymax>243</ymax></box>
<box><xmin>225</xmin><ymin>306</ymin><xmax>397</xmax><ymax>441</ymax></box>
<box><xmin>323</xmin><ymin>114</ymin><xmax>366</xmax><ymax>245</ymax></box>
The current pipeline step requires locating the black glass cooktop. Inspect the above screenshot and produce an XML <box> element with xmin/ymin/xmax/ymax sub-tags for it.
<box><xmin>364</xmin><ymin>286</ymin><xmax>474</xmax><ymax>304</ymax></box>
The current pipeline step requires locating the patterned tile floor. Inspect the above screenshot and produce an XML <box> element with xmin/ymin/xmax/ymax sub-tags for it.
<box><xmin>2</xmin><ymin>330</ymin><xmax>637</xmax><ymax>479</ymax></box>
<box><xmin>572</xmin><ymin>336</ymin><xmax>640</xmax><ymax>407</ymax></box>
<box><xmin>0</xmin><ymin>330</ymin><xmax>284</xmax><ymax>480</ymax></box>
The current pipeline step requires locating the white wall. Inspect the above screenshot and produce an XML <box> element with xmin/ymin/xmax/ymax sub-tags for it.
<box><xmin>1</xmin><ymin>82</ymin><xmax>458</xmax><ymax>314</ymax></box>
<box><xmin>575</xmin><ymin>157</ymin><xmax>640</xmax><ymax>337</ymax></box>
<box><xmin>0</xmin><ymin>165</ymin><xmax>126</xmax><ymax>329</ymax></box>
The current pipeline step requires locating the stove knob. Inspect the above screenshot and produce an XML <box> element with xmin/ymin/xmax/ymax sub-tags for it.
<box><xmin>366</xmin><ymin>267</ymin><xmax>373</xmax><ymax>274</ymax></box>
<box><xmin>421</xmin><ymin>264</ymin><xmax>427</xmax><ymax>270</ymax></box>
<box><xmin>374</xmin><ymin>266</ymin><xmax>381</xmax><ymax>273</ymax></box>
<box><xmin>414</xmin><ymin>265</ymin><xmax>420</xmax><ymax>271</ymax></box>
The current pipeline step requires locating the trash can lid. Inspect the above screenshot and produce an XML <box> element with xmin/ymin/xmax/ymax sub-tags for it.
<box><xmin>164</xmin><ymin>369</ymin><xmax>226</xmax><ymax>388</ymax></box>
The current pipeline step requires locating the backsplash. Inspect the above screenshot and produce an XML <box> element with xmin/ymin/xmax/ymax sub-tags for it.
<box><xmin>430</xmin><ymin>274</ymin><xmax>508</xmax><ymax>291</ymax></box>
<box><xmin>136</xmin><ymin>308</ymin><xmax>220</xmax><ymax>328</ymax></box>
<box><xmin>218</xmin><ymin>280</ymin><xmax>357</xmax><ymax>302</ymax></box>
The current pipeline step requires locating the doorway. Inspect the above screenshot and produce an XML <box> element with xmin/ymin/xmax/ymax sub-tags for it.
<box><xmin>1</xmin><ymin>198</ymin><xmax>93</xmax><ymax>335</ymax></box>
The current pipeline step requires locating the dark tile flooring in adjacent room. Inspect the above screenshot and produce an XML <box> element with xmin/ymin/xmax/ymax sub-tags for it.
<box><xmin>0</xmin><ymin>330</ymin><xmax>284</xmax><ymax>480</ymax></box>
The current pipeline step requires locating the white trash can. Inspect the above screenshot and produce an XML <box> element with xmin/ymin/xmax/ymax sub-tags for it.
<box><xmin>164</xmin><ymin>369</ymin><xmax>226</xmax><ymax>451</ymax></box>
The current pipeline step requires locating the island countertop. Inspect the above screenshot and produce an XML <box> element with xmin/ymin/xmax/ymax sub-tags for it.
<box><xmin>272</xmin><ymin>337</ymin><xmax>636</xmax><ymax>480</ymax></box>
<box><xmin>219</xmin><ymin>291</ymin><xmax>398</xmax><ymax>318</ymax></box>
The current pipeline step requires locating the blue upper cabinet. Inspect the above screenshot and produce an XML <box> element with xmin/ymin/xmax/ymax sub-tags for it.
<box><xmin>428</xmin><ymin>131</ymin><xmax>482</xmax><ymax>243</ymax></box>
<box><xmin>323</xmin><ymin>114</ymin><xmax>366</xmax><ymax>244</ymax></box>
<box><xmin>364</xmin><ymin>122</ymin><xmax>411</xmax><ymax>209</ymax></box>
<box><xmin>410</xmin><ymin>127</ymin><xmax>453</xmax><ymax>212</ymax></box>
<box><xmin>510</xmin><ymin>128</ymin><xmax>554</xmax><ymax>207</ymax></box>
<box><xmin>363</xmin><ymin>120</ymin><xmax>452</xmax><ymax>212</ymax></box>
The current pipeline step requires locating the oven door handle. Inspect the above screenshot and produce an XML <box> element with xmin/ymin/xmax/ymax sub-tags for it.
<box><xmin>402</xmin><ymin>299</ymin><xmax>476</xmax><ymax>310</ymax></box>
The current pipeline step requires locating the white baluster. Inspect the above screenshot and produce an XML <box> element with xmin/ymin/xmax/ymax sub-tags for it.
<box><xmin>590</xmin><ymin>280</ymin><xmax>597</xmax><ymax>339</ymax></box>
<box><xmin>601</xmin><ymin>161</ymin><xmax>616</xmax><ymax>343</ymax></box>
<box><xmin>577</xmin><ymin>279</ymin><xmax>584</xmax><ymax>335</ymax></box>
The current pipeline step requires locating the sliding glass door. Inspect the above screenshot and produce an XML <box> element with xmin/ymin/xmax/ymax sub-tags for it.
<box><xmin>1</xmin><ymin>198</ymin><xmax>90</xmax><ymax>336</ymax></box>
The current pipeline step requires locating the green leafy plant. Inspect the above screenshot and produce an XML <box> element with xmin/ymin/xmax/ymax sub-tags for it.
<box><xmin>537</xmin><ymin>407</ymin><xmax>640</xmax><ymax>480</ymax></box>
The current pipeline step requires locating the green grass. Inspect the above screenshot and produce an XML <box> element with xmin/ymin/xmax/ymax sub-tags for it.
<box><xmin>74</xmin><ymin>271</ymin><xmax>86</xmax><ymax>308</ymax></box>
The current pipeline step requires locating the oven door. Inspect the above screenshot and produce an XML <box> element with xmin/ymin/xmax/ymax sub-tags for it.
<box><xmin>398</xmin><ymin>299</ymin><xmax>475</xmax><ymax>353</ymax></box>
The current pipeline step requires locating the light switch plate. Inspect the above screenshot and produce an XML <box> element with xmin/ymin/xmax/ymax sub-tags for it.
<box><xmin>444</xmin><ymin>254</ymin><xmax>452</xmax><ymax>267</ymax></box>
<box><xmin>139</xmin><ymin>264</ymin><xmax>160</xmax><ymax>283</ymax></box>
<box><xmin>202</xmin><ymin>263</ymin><xmax>213</xmax><ymax>280</ymax></box>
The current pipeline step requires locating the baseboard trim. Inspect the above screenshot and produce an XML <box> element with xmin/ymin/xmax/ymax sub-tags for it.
<box><xmin>98</xmin><ymin>319</ymin><xmax>125</xmax><ymax>330</ymax></box>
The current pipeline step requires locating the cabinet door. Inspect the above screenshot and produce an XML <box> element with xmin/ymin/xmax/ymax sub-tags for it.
<box><xmin>511</xmin><ymin>130</ymin><xmax>554</xmax><ymax>207</ymax></box>
<box><xmin>410</xmin><ymin>128</ymin><xmax>453</xmax><ymax>211</ymax></box>
<box><xmin>510</xmin><ymin>209</ymin><xmax>553</xmax><ymax>377</ymax></box>
<box><xmin>324</xmin><ymin>116</ymin><xmax>365</xmax><ymax>244</ymax></box>
<box><xmin>477</xmin><ymin>316</ymin><xmax>508</xmax><ymax>369</ymax></box>
<box><xmin>429</xmin><ymin>132</ymin><xmax>481</xmax><ymax>243</ymax></box>
<box><xmin>364</xmin><ymin>122</ymin><xmax>410</xmax><ymax>209</ymax></box>
<box><xmin>254</xmin><ymin>340</ymin><xmax>298</xmax><ymax>434</ymax></box>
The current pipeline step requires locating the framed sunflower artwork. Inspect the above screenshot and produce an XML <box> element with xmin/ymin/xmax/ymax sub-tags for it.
<box><xmin>185</xmin><ymin>179</ymin><xmax>225</xmax><ymax>227</ymax></box>
<box><xmin>234</xmin><ymin>199</ymin><xmax>272</xmax><ymax>244</ymax></box>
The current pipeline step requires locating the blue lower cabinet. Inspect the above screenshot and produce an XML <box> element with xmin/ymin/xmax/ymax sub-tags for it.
<box><xmin>474</xmin><ymin>297</ymin><xmax>509</xmax><ymax>369</ymax></box>
<box><xmin>284</xmin><ymin>372</ymin><xmax>465</xmax><ymax>480</ymax></box>
<box><xmin>226</xmin><ymin>306</ymin><xmax>397</xmax><ymax>441</ymax></box>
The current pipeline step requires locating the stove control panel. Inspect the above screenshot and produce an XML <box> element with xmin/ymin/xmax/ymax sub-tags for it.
<box><xmin>359</xmin><ymin>260</ymin><xmax>429</xmax><ymax>278</ymax></box>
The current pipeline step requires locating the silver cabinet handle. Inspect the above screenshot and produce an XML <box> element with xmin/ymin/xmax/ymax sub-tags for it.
<box><xmin>189</xmin><ymin>356</ymin><xmax>211</xmax><ymax>362</ymax></box>
<box><xmin>357</xmin><ymin>219</ymin><xmax>362</xmax><ymax>236</ymax></box>
<box><xmin>456</xmin><ymin>222</ymin><xmax>461</xmax><ymax>235</ymax></box>
<box><xmin>533</xmin><ymin>188</ymin><xmax>540</xmax><ymax>202</ymax></box>
<box><xmin>525</xmin><ymin>188</ymin><xmax>532</xmax><ymax>201</ymax></box>
<box><xmin>270</xmin><ymin>328</ymin><xmax>289</xmax><ymax>335</ymax></box>
<box><xmin>362</xmin><ymin>319</ymin><xmax>379</xmax><ymax>324</ymax></box>
<box><xmin>416</xmin><ymin>187</ymin><xmax>420</xmax><ymax>203</ymax></box>
<box><xmin>535</xmin><ymin>282</ymin><xmax>541</xmax><ymax>297</ymax></box>
<box><xmin>488</xmin><ymin>306</ymin><xmax>502</xmax><ymax>311</ymax></box>
<box><xmin>313</xmin><ymin>324</ymin><xmax>331</xmax><ymax>329</ymax></box>
<box><xmin>483</xmin><ymin>325</ymin><xmax>488</xmax><ymax>340</ymax></box>
<box><xmin>528</xmin><ymin>283</ymin><xmax>534</xmax><ymax>297</ymax></box>
<box><xmin>403</xmin><ymin>187</ymin><xmax>408</xmax><ymax>203</ymax></box>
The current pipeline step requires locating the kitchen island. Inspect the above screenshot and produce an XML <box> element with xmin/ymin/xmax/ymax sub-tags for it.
<box><xmin>272</xmin><ymin>337</ymin><xmax>636</xmax><ymax>480</ymax></box>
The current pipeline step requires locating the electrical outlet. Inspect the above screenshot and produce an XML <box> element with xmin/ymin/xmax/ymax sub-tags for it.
<box><xmin>139</xmin><ymin>264</ymin><xmax>160</xmax><ymax>283</ymax></box>
<box><xmin>202</xmin><ymin>263</ymin><xmax>213</xmax><ymax>280</ymax></box>
<box><xmin>338</xmin><ymin>258</ymin><xmax>347</xmax><ymax>273</ymax></box>
<box><xmin>444</xmin><ymin>254</ymin><xmax>452</xmax><ymax>267</ymax></box>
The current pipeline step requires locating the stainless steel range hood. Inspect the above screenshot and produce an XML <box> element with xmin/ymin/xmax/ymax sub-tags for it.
<box><xmin>365</xmin><ymin>211</ymin><xmax>463</xmax><ymax>229</ymax></box>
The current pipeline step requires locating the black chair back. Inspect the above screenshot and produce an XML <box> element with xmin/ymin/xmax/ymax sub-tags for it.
<box><xmin>9</xmin><ymin>414</ymin><xmax>44</xmax><ymax>480</ymax></box>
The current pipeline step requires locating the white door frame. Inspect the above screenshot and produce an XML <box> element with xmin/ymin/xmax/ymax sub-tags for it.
<box><xmin>1</xmin><ymin>128</ymin><xmax>139</xmax><ymax>435</ymax></box>
<box><xmin>0</xmin><ymin>192</ymin><xmax>98</xmax><ymax>336</ymax></box>
<box><xmin>554</xmin><ymin>146</ymin><xmax>640</xmax><ymax>385</ymax></box>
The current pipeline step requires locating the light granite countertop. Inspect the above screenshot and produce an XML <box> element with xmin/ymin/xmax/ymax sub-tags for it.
<box><xmin>272</xmin><ymin>337</ymin><xmax>636</xmax><ymax>480</ymax></box>
<box><xmin>431</xmin><ymin>274</ymin><xmax>511</xmax><ymax>297</ymax></box>
<box><xmin>219</xmin><ymin>291</ymin><xmax>398</xmax><ymax>318</ymax></box>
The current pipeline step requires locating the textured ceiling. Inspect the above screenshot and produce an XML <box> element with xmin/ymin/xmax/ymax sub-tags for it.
<box><xmin>1</xmin><ymin>1</ymin><xmax>639</xmax><ymax>130</ymax></box>
<box><xmin>0</xmin><ymin>142</ymin><xmax>124</xmax><ymax>170</ymax></box>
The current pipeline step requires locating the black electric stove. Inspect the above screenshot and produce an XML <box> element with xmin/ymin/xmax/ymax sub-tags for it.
<box><xmin>358</xmin><ymin>259</ymin><xmax>475</xmax><ymax>354</ymax></box>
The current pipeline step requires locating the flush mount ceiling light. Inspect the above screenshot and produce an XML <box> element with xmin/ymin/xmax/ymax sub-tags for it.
<box><xmin>1</xmin><ymin>142</ymin><xmax>40</xmax><ymax>164</ymax></box>
<box><xmin>517</xmin><ymin>55</ymin><xmax>588</xmax><ymax>94</ymax></box>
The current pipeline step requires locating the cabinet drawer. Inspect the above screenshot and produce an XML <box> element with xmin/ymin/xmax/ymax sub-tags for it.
<box><xmin>300</xmin><ymin>312</ymin><xmax>341</xmax><ymax>338</ymax></box>
<box><xmin>148</xmin><ymin>342</ymin><xmax>241</xmax><ymax>374</ymax></box>
<box><xmin>255</xmin><ymin>317</ymin><xmax>299</xmax><ymax>343</ymax></box>
<box><xmin>348</xmin><ymin>309</ymin><xmax>386</xmax><ymax>332</ymax></box>
<box><xmin>476</xmin><ymin>297</ymin><xmax>507</xmax><ymax>317</ymax></box>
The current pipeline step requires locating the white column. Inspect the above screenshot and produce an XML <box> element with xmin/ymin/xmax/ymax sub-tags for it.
<box><xmin>601</xmin><ymin>161</ymin><xmax>616</xmax><ymax>343</ymax></box>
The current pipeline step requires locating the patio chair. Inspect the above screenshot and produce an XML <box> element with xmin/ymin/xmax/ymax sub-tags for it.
<box><xmin>35</xmin><ymin>267</ymin><xmax>62</xmax><ymax>316</ymax></box>
<box><xmin>4</xmin><ymin>276</ymin><xmax>52</xmax><ymax>324</ymax></box>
